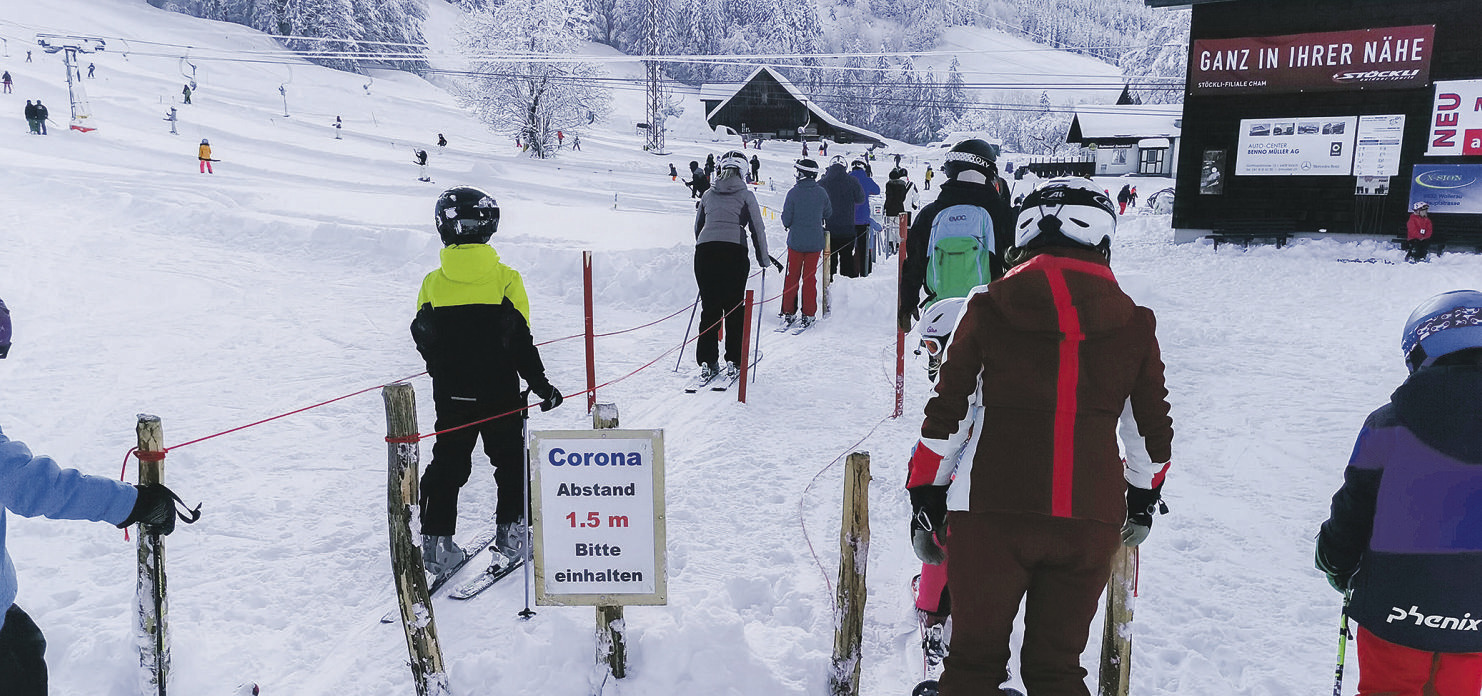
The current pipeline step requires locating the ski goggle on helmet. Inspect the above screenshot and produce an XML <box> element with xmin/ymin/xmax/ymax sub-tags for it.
<box><xmin>1400</xmin><ymin>289</ymin><xmax>1482</xmax><ymax>372</ymax></box>
<box><xmin>0</xmin><ymin>297</ymin><xmax>11</xmax><ymax>359</ymax></box>
<box><xmin>718</xmin><ymin>151</ymin><xmax>748</xmax><ymax>173</ymax></box>
<box><xmin>1013</xmin><ymin>177</ymin><xmax>1117</xmax><ymax>250</ymax></box>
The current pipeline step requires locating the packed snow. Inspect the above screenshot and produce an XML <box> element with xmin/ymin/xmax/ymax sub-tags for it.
<box><xmin>2</xmin><ymin>2</ymin><xmax>1481</xmax><ymax>696</ymax></box>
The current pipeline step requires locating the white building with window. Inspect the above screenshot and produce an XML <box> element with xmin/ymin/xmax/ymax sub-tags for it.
<box><xmin>1066</xmin><ymin>104</ymin><xmax>1183</xmax><ymax>177</ymax></box>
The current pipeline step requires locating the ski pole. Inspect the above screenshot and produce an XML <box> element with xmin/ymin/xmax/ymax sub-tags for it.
<box><xmin>519</xmin><ymin>405</ymin><xmax>535</xmax><ymax>620</ymax></box>
<box><xmin>673</xmin><ymin>290</ymin><xmax>701</xmax><ymax>373</ymax></box>
<box><xmin>1332</xmin><ymin>587</ymin><xmax>1353</xmax><ymax>696</ymax></box>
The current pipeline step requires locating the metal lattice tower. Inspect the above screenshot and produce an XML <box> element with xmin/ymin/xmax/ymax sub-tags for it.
<box><xmin>644</xmin><ymin>0</ymin><xmax>665</xmax><ymax>154</ymax></box>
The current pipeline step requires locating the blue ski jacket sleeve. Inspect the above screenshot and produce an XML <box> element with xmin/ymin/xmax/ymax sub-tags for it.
<box><xmin>0</xmin><ymin>424</ymin><xmax>138</xmax><ymax>632</ymax></box>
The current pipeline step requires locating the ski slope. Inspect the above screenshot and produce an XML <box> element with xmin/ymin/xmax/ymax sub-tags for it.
<box><xmin>2</xmin><ymin>2</ymin><xmax>1481</xmax><ymax>695</ymax></box>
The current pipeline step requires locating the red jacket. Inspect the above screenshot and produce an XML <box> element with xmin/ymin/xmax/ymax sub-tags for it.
<box><xmin>908</xmin><ymin>248</ymin><xmax>1173</xmax><ymax>525</ymax></box>
<box><xmin>1407</xmin><ymin>214</ymin><xmax>1433</xmax><ymax>241</ymax></box>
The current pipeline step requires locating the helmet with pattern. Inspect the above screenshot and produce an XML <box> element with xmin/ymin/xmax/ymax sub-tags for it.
<box><xmin>1401</xmin><ymin>290</ymin><xmax>1482</xmax><ymax>372</ymax></box>
<box><xmin>434</xmin><ymin>186</ymin><xmax>500</xmax><ymax>245</ymax></box>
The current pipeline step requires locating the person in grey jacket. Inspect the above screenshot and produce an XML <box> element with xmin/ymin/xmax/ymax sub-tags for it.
<box><xmin>779</xmin><ymin>158</ymin><xmax>831</xmax><ymax>328</ymax></box>
<box><xmin>693</xmin><ymin>151</ymin><xmax>775</xmax><ymax>381</ymax></box>
<box><xmin>818</xmin><ymin>157</ymin><xmax>865</xmax><ymax>277</ymax></box>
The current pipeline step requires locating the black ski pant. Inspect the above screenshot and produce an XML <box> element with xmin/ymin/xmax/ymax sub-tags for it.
<box><xmin>419</xmin><ymin>398</ymin><xmax>527</xmax><ymax>536</ymax></box>
<box><xmin>829</xmin><ymin>231</ymin><xmax>855</xmax><ymax>277</ymax></box>
<box><xmin>852</xmin><ymin>224</ymin><xmax>873</xmax><ymax>278</ymax></box>
<box><xmin>939</xmin><ymin>511</ymin><xmax>1120</xmax><ymax>696</ymax></box>
<box><xmin>694</xmin><ymin>241</ymin><xmax>750</xmax><ymax>367</ymax></box>
<box><xmin>0</xmin><ymin>604</ymin><xmax>47</xmax><ymax>696</ymax></box>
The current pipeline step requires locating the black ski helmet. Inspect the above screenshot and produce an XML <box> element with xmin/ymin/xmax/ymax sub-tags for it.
<box><xmin>0</xmin><ymin>297</ymin><xmax>11</xmax><ymax>359</ymax></box>
<box><xmin>794</xmin><ymin>158</ymin><xmax>820</xmax><ymax>179</ymax></box>
<box><xmin>434</xmin><ymin>186</ymin><xmax>500</xmax><ymax>245</ymax></box>
<box><xmin>942</xmin><ymin>139</ymin><xmax>999</xmax><ymax>182</ymax></box>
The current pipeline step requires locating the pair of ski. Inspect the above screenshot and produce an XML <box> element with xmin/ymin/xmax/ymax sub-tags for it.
<box><xmin>379</xmin><ymin>528</ymin><xmax>523</xmax><ymax>624</ymax></box>
<box><xmin>774</xmin><ymin>315</ymin><xmax>817</xmax><ymax>335</ymax></box>
<box><xmin>683</xmin><ymin>367</ymin><xmax>741</xmax><ymax>393</ymax></box>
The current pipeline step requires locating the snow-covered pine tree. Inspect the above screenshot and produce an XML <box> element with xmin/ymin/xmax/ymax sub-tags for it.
<box><xmin>457</xmin><ymin>0</ymin><xmax>612</xmax><ymax>158</ymax></box>
<box><xmin>1116</xmin><ymin>8</ymin><xmax>1189</xmax><ymax>104</ymax></box>
<box><xmin>355</xmin><ymin>0</ymin><xmax>428</xmax><ymax>73</ymax></box>
<box><xmin>942</xmin><ymin>57</ymin><xmax>969</xmax><ymax>123</ymax></box>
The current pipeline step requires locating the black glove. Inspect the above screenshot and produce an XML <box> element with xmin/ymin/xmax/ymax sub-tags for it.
<box><xmin>1121</xmin><ymin>482</ymin><xmax>1164</xmax><ymax>547</ymax></box>
<box><xmin>769</xmin><ymin>255</ymin><xmax>784</xmax><ymax>273</ymax></box>
<box><xmin>898</xmin><ymin>303</ymin><xmax>920</xmax><ymax>335</ymax></box>
<box><xmin>1315</xmin><ymin>541</ymin><xmax>1357</xmax><ymax>594</ymax></box>
<box><xmin>118</xmin><ymin>482</ymin><xmax>201</xmax><ymax>536</ymax></box>
<box><xmin>531</xmin><ymin>382</ymin><xmax>563</xmax><ymax>412</ymax></box>
<box><xmin>908</xmin><ymin>485</ymin><xmax>949</xmax><ymax>565</ymax></box>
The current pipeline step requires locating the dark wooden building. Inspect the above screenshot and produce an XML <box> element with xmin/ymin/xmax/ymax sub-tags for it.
<box><xmin>1148</xmin><ymin>0</ymin><xmax>1482</xmax><ymax>244</ymax></box>
<box><xmin>705</xmin><ymin>67</ymin><xmax>885</xmax><ymax>146</ymax></box>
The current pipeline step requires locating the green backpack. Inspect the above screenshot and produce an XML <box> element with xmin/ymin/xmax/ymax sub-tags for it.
<box><xmin>925</xmin><ymin>204</ymin><xmax>995</xmax><ymax>302</ymax></box>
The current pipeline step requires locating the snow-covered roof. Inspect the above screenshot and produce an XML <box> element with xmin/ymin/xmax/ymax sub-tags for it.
<box><xmin>1069</xmin><ymin>104</ymin><xmax>1183</xmax><ymax>143</ymax></box>
<box><xmin>698</xmin><ymin>83</ymin><xmax>741</xmax><ymax>102</ymax></box>
<box><xmin>706</xmin><ymin>66</ymin><xmax>887</xmax><ymax>145</ymax></box>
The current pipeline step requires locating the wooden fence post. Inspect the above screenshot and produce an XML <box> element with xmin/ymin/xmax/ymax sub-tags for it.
<box><xmin>829</xmin><ymin>452</ymin><xmax>871</xmax><ymax>696</ymax></box>
<box><xmin>592</xmin><ymin>402</ymin><xmax>627</xmax><ymax>679</ymax></box>
<box><xmin>1097</xmin><ymin>545</ymin><xmax>1137</xmax><ymax>696</ymax></box>
<box><xmin>822</xmin><ymin>233</ymin><xmax>832</xmax><ymax>317</ymax></box>
<box><xmin>738</xmin><ymin>290</ymin><xmax>754</xmax><ymax>404</ymax></box>
<box><xmin>894</xmin><ymin>214</ymin><xmax>908</xmax><ymax>419</ymax></box>
<box><xmin>383</xmin><ymin>383</ymin><xmax>449</xmax><ymax>696</ymax></box>
<box><xmin>134</xmin><ymin>415</ymin><xmax>169</xmax><ymax>696</ymax></box>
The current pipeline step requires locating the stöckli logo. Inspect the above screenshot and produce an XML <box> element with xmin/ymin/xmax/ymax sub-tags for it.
<box><xmin>1332</xmin><ymin>69</ymin><xmax>1421</xmax><ymax>85</ymax></box>
<box><xmin>1387</xmin><ymin>605</ymin><xmax>1482</xmax><ymax>631</ymax></box>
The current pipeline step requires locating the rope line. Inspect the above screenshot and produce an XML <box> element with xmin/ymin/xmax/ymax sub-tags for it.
<box><xmin>799</xmin><ymin>411</ymin><xmax>896</xmax><ymax>597</ymax></box>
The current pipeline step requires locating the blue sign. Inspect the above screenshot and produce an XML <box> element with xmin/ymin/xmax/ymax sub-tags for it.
<box><xmin>1410</xmin><ymin>164</ymin><xmax>1482</xmax><ymax>214</ymax></box>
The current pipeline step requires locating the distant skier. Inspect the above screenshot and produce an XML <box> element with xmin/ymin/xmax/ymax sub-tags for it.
<box><xmin>778</xmin><ymin>158</ymin><xmax>831</xmax><ymax>330</ymax></box>
<box><xmin>906</xmin><ymin>177</ymin><xmax>1172</xmax><ymax>696</ymax></box>
<box><xmin>1317</xmin><ymin>289</ymin><xmax>1482</xmax><ymax>696</ymax></box>
<box><xmin>0</xmin><ymin>296</ymin><xmax>200</xmax><ymax>696</ymax></box>
<box><xmin>669</xmin><ymin>163</ymin><xmax>678</xmax><ymax>182</ymax></box>
<box><xmin>571</xmin><ymin>134</ymin><xmax>581</xmax><ymax>151</ymax></box>
<box><xmin>413</xmin><ymin>149</ymin><xmax>430</xmax><ymax>182</ymax></box>
<box><xmin>333</xmin><ymin>116</ymin><xmax>342</xmax><ymax>139</ymax></box>
<box><xmin>23</xmin><ymin>100</ymin><xmax>37</xmax><ymax>134</ymax></box>
<box><xmin>25</xmin><ymin>50</ymin><xmax>31</xmax><ymax>63</ymax></box>
<box><xmin>1117</xmin><ymin>184</ymin><xmax>1132</xmax><ymax>215</ymax></box>
<box><xmin>164</xmin><ymin>106</ymin><xmax>178</xmax><ymax>135</ymax></box>
<box><xmin>692</xmin><ymin>152</ymin><xmax>773</xmax><ymax>384</ymax></box>
<box><xmin>32</xmin><ymin>101</ymin><xmax>47</xmax><ymax>135</ymax></box>
<box><xmin>899</xmin><ymin>140</ymin><xmax>1015</xmax><ymax>334</ymax></box>
<box><xmin>924</xmin><ymin>163</ymin><xmax>935</xmax><ymax>190</ymax></box>
<box><xmin>819</xmin><ymin>140</ymin><xmax>828</xmax><ymax>157</ymax></box>
<box><xmin>801</xmin><ymin>141</ymin><xmax>809</xmax><ymax>157</ymax></box>
<box><xmin>1</xmin><ymin>71</ymin><xmax>11</xmax><ymax>94</ymax></box>
<box><xmin>182</xmin><ymin>84</ymin><xmax>192</xmax><ymax>105</ymax></box>
<box><xmin>1405</xmin><ymin>201</ymin><xmax>1434</xmax><ymax>262</ymax></box>
<box><xmin>437</xmin><ymin>133</ymin><xmax>447</xmax><ymax>149</ymax></box>
<box><xmin>846</xmin><ymin>158</ymin><xmax>880</xmax><ymax>278</ymax></box>
<box><xmin>704</xmin><ymin>153</ymin><xmax>715</xmax><ymax>177</ymax></box>
<box><xmin>87</xmin><ymin>63</ymin><xmax>95</xmax><ymax>79</ymax></box>
<box><xmin>818</xmin><ymin>155</ymin><xmax>865</xmax><ymax>278</ymax></box>
<box><xmin>883</xmin><ymin>167</ymin><xmax>920</xmax><ymax>256</ymax></box>
<box><xmin>749</xmin><ymin>154</ymin><xmax>761</xmax><ymax>184</ymax></box>
<box><xmin>198</xmin><ymin>138</ymin><xmax>214</xmax><ymax>173</ymax></box>
<box><xmin>1129</xmin><ymin>186</ymin><xmax>1138</xmax><ymax>208</ymax></box>
<box><xmin>686</xmin><ymin>161</ymin><xmax>710</xmax><ymax>200</ymax></box>
<box><xmin>412</xmin><ymin>187</ymin><xmax>564</xmax><ymax>581</ymax></box>
<box><xmin>556</xmin><ymin>130</ymin><xmax>564</xmax><ymax>148</ymax></box>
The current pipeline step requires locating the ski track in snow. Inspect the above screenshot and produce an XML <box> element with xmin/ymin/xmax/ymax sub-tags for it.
<box><xmin>4</xmin><ymin>2</ymin><xmax>1482</xmax><ymax>695</ymax></box>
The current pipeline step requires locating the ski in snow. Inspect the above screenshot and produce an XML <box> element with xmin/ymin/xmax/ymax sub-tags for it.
<box><xmin>449</xmin><ymin>555</ymin><xmax>525</xmax><ymax>600</ymax></box>
<box><xmin>790</xmin><ymin>318</ymin><xmax>817</xmax><ymax>335</ymax></box>
<box><xmin>683</xmin><ymin>369</ymin><xmax>723</xmax><ymax>393</ymax></box>
<box><xmin>380</xmin><ymin>528</ymin><xmax>499</xmax><ymax>623</ymax></box>
<box><xmin>774</xmin><ymin>316</ymin><xmax>796</xmax><ymax>333</ymax></box>
<box><xmin>711</xmin><ymin>369</ymin><xmax>741</xmax><ymax>391</ymax></box>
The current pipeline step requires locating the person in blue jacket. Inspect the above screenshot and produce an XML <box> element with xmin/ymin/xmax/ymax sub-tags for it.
<box><xmin>778</xmin><ymin>158</ymin><xmax>831</xmax><ymax>330</ymax></box>
<box><xmin>847</xmin><ymin>158</ymin><xmax>881</xmax><ymax>278</ymax></box>
<box><xmin>0</xmin><ymin>298</ymin><xmax>192</xmax><ymax>695</ymax></box>
<box><xmin>1317</xmin><ymin>289</ymin><xmax>1482</xmax><ymax>696</ymax></box>
<box><xmin>818</xmin><ymin>156</ymin><xmax>865</xmax><ymax>278</ymax></box>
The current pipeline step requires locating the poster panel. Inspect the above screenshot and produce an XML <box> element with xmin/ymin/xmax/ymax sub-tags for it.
<box><xmin>1353</xmin><ymin>115</ymin><xmax>1406</xmax><ymax>177</ymax></box>
<box><xmin>1409</xmin><ymin>165</ymin><xmax>1482</xmax><ymax>214</ymax></box>
<box><xmin>1426</xmin><ymin>80</ymin><xmax>1482</xmax><ymax>156</ymax></box>
<box><xmin>1191</xmin><ymin>25</ymin><xmax>1434</xmax><ymax>96</ymax></box>
<box><xmin>1200</xmin><ymin>150</ymin><xmax>1226</xmax><ymax>195</ymax></box>
<box><xmin>1235</xmin><ymin>117</ymin><xmax>1357</xmax><ymax>176</ymax></box>
<box><xmin>531</xmin><ymin>429</ymin><xmax>667</xmax><ymax>606</ymax></box>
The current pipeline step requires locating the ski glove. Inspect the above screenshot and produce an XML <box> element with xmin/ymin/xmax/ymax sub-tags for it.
<box><xmin>1121</xmin><ymin>482</ymin><xmax>1165</xmax><ymax>547</ymax></box>
<box><xmin>898</xmin><ymin>303</ymin><xmax>920</xmax><ymax>335</ymax></box>
<box><xmin>1314</xmin><ymin>543</ymin><xmax>1357</xmax><ymax>594</ymax></box>
<box><xmin>118</xmin><ymin>482</ymin><xmax>202</xmax><ymax>536</ymax></box>
<box><xmin>769</xmin><ymin>256</ymin><xmax>785</xmax><ymax>273</ymax></box>
<box><xmin>909</xmin><ymin>485</ymin><xmax>949</xmax><ymax>565</ymax></box>
<box><xmin>531</xmin><ymin>382</ymin><xmax>564</xmax><ymax>412</ymax></box>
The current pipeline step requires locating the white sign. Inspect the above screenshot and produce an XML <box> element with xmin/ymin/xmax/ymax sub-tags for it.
<box><xmin>530</xmin><ymin>429</ymin><xmax>666</xmax><ymax>606</ymax></box>
<box><xmin>1235</xmin><ymin>116</ymin><xmax>1357</xmax><ymax>176</ymax></box>
<box><xmin>1426</xmin><ymin>80</ymin><xmax>1482</xmax><ymax>156</ymax></box>
<box><xmin>1353</xmin><ymin>114</ymin><xmax>1406</xmax><ymax>177</ymax></box>
<box><xmin>1355</xmin><ymin>176</ymin><xmax>1390</xmax><ymax>196</ymax></box>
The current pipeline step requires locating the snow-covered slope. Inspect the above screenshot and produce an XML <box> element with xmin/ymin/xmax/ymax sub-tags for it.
<box><xmin>3</xmin><ymin>3</ymin><xmax>1482</xmax><ymax>696</ymax></box>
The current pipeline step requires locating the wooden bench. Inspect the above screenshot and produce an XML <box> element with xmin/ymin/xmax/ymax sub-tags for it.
<box><xmin>1391</xmin><ymin>236</ymin><xmax>1482</xmax><ymax>254</ymax></box>
<box><xmin>1209</xmin><ymin>220</ymin><xmax>1297</xmax><ymax>249</ymax></box>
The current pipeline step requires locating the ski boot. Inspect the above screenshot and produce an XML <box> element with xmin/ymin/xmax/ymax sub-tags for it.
<box><xmin>422</xmin><ymin>535</ymin><xmax>467</xmax><ymax>580</ymax></box>
<box><xmin>491</xmin><ymin>519</ymin><xmax>527</xmax><ymax>570</ymax></box>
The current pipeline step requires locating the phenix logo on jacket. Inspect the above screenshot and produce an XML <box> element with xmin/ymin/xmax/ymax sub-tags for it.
<box><xmin>1387</xmin><ymin>605</ymin><xmax>1481</xmax><ymax>631</ymax></box>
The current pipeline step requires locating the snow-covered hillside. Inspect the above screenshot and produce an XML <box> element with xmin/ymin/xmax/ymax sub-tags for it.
<box><xmin>3</xmin><ymin>3</ymin><xmax>1482</xmax><ymax>696</ymax></box>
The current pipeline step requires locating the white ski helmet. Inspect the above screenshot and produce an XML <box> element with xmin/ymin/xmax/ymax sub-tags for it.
<box><xmin>1013</xmin><ymin>177</ymin><xmax>1118</xmax><ymax>251</ymax></box>
<box><xmin>1401</xmin><ymin>289</ymin><xmax>1482</xmax><ymax>372</ymax></box>
<box><xmin>718</xmin><ymin>151</ymin><xmax>748</xmax><ymax>176</ymax></box>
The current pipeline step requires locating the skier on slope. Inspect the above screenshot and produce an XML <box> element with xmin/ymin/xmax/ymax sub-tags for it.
<box><xmin>692</xmin><ymin>151</ymin><xmax>775</xmax><ymax>384</ymax></box>
<box><xmin>1316</xmin><ymin>289</ymin><xmax>1482</xmax><ymax>696</ymax></box>
<box><xmin>412</xmin><ymin>187</ymin><xmax>564</xmax><ymax>581</ymax></box>
<box><xmin>198</xmin><ymin>138</ymin><xmax>214</xmax><ymax>174</ymax></box>
<box><xmin>898</xmin><ymin>139</ymin><xmax>1016</xmax><ymax>334</ymax></box>
<box><xmin>883</xmin><ymin>167</ymin><xmax>920</xmax><ymax>257</ymax></box>
<box><xmin>413</xmin><ymin>149</ymin><xmax>430</xmax><ymax>182</ymax></box>
<box><xmin>778</xmin><ymin>158</ymin><xmax>831</xmax><ymax>331</ymax></box>
<box><xmin>0</xmin><ymin>298</ymin><xmax>199</xmax><ymax>694</ymax></box>
<box><xmin>846</xmin><ymin>158</ymin><xmax>881</xmax><ymax>278</ymax></box>
<box><xmin>905</xmin><ymin>177</ymin><xmax>1173</xmax><ymax>696</ymax></box>
<box><xmin>818</xmin><ymin>155</ymin><xmax>865</xmax><ymax>278</ymax></box>
<box><xmin>924</xmin><ymin>163</ymin><xmax>935</xmax><ymax>190</ymax></box>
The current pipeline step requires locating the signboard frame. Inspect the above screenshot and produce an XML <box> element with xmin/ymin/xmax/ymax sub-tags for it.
<box><xmin>1426</xmin><ymin>80</ymin><xmax>1482</xmax><ymax>156</ymax></box>
<box><xmin>1190</xmin><ymin>25</ymin><xmax>1434</xmax><ymax>96</ymax></box>
<box><xmin>530</xmin><ymin>429</ymin><xmax>667</xmax><ymax>607</ymax></box>
<box><xmin>1409</xmin><ymin>164</ymin><xmax>1482</xmax><ymax>214</ymax></box>
<box><xmin>1235</xmin><ymin>116</ymin><xmax>1358</xmax><ymax>177</ymax></box>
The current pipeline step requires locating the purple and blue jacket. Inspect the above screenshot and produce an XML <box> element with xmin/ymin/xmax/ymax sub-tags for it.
<box><xmin>1319</xmin><ymin>365</ymin><xmax>1482</xmax><ymax>653</ymax></box>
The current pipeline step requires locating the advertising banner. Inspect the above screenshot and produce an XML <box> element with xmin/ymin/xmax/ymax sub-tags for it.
<box><xmin>531</xmin><ymin>429</ymin><xmax>667</xmax><ymax>606</ymax></box>
<box><xmin>1235</xmin><ymin>116</ymin><xmax>1357</xmax><ymax>176</ymax></box>
<box><xmin>1409</xmin><ymin>165</ymin><xmax>1482</xmax><ymax>214</ymax></box>
<box><xmin>1191</xmin><ymin>25</ymin><xmax>1434</xmax><ymax>96</ymax></box>
<box><xmin>1353</xmin><ymin>114</ymin><xmax>1406</xmax><ymax>177</ymax></box>
<box><xmin>1426</xmin><ymin>80</ymin><xmax>1482</xmax><ymax>156</ymax></box>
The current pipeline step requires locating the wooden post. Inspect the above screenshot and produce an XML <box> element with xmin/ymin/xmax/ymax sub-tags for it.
<box><xmin>383</xmin><ymin>383</ymin><xmax>449</xmax><ymax>696</ymax></box>
<box><xmin>822</xmin><ymin>234</ymin><xmax>833</xmax><ymax>317</ymax></box>
<box><xmin>894</xmin><ymin>214</ymin><xmax>908</xmax><ymax>419</ymax></box>
<box><xmin>829</xmin><ymin>452</ymin><xmax>871</xmax><ymax>696</ymax></box>
<box><xmin>1097</xmin><ymin>545</ymin><xmax>1137</xmax><ymax>696</ymax></box>
<box><xmin>738</xmin><ymin>289</ymin><xmax>755</xmax><ymax>404</ymax></box>
<box><xmin>593</xmin><ymin>403</ymin><xmax>627</xmax><ymax>679</ymax></box>
<box><xmin>134</xmin><ymin>415</ymin><xmax>169</xmax><ymax>696</ymax></box>
<box><xmin>584</xmin><ymin>251</ymin><xmax>597</xmax><ymax>414</ymax></box>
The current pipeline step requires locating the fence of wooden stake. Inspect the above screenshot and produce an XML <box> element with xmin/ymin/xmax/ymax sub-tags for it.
<box><xmin>134</xmin><ymin>415</ymin><xmax>169</xmax><ymax>696</ymax></box>
<box><xmin>738</xmin><ymin>289</ymin><xmax>755</xmax><ymax>403</ymax></box>
<box><xmin>592</xmin><ymin>402</ymin><xmax>628</xmax><ymax>679</ymax></box>
<box><xmin>894</xmin><ymin>214</ymin><xmax>908</xmax><ymax>419</ymax></box>
<box><xmin>829</xmin><ymin>452</ymin><xmax>871</xmax><ymax>696</ymax></box>
<box><xmin>1098</xmin><ymin>545</ymin><xmax>1137</xmax><ymax>696</ymax></box>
